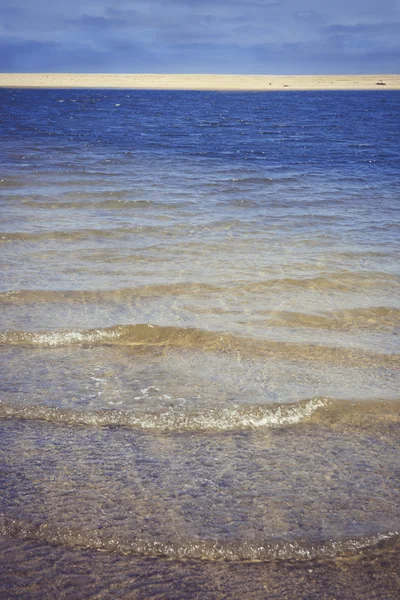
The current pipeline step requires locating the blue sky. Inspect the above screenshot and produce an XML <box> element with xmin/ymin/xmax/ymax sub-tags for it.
<box><xmin>1</xmin><ymin>0</ymin><xmax>399</xmax><ymax>73</ymax></box>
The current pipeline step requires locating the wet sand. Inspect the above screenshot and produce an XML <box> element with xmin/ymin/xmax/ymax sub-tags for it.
<box><xmin>1</xmin><ymin>72</ymin><xmax>400</xmax><ymax>90</ymax></box>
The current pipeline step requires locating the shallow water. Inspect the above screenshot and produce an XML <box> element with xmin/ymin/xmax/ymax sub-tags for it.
<box><xmin>0</xmin><ymin>89</ymin><xmax>399</xmax><ymax>598</ymax></box>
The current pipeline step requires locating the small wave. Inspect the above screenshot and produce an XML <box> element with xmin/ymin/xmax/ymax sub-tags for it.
<box><xmin>261</xmin><ymin>306</ymin><xmax>400</xmax><ymax>331</ymax></box>
<box><xmin>0</xmin><ymin>284</ymin><xmax>221</xmax><ymax>305</ymax></box>
<box><xmin>0</xmin><ymin>327</ymin><xmax>122</xmax><ymax>347</ymax></box>
<box><xmin>5</xmin><ymin>196</ymin><xmax>192</xmax><ymax>211</ymax></box>
<box><xmin>0</xmin><ymin>224</ymin><xmax>194</xmax><ymax>243</ymax></box>
<box><xmin>0</xmin><ymin>178</ymin><xmax>26</xmax><ymax>189</ymax></box>
<box><xmin>0</xmin><ymin>324</ymin><xmax>397</xmax><ymax>367</ymax></box>
<box><xmin>0</xmin><ymin>398</ymin><xmax>327</xmax><ymax>432</ymax></box>
<box><xmin>2</xmin><ymin>290</ymin><xmax>399</xmax><ymax>332</ymax></box>
<box><xmin>241</xmin><ymin>272</ymin><xmax>400</xmax><ymax>292</ymax></box>
<box><xmin>203</xmin><ymin>176</ymin><xmax>298</xmax><ymax>190</ymax></box>
<box><xmin>0</xmin><ymin>229</ymin><xmax>121</xmax><ymax>243</ymax></box>
<box><xmin>6</xmin><ymin>199</ymin><xmax>158</xmax><ymax>211</ymax></box>
<box><xmin>2</xmin><ymin>398</ymin><xmax>399</xmax><ymax>432</ymax></box>
<box><xmin>0</xmin><ymin>515</ymin><xmax>397</xmax><ymax>562</ymax></box>
<box><xmin>231</xmin><ymin>176</ymin><xmax>275</xmax><ymax>184</ymax></box>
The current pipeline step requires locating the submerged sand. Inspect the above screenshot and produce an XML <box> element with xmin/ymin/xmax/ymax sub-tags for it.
<box><xmin>0</xmin><ymin>73</ymin><xmax>399</xmax><ymax>90</ymax></box>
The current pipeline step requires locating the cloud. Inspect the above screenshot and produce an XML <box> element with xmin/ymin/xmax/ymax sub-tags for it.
<box><xmin>1</xmin><ymin>1</ymin><xmax>399</xmax><ymax>73</ymax></box>
<box><xmin>323</xmin><ymin>22</ymin><xmax>400</xmax><ymax>36</ymax></box>
<box><xmin>0</xmin><ymin>39</ymin><xmax>106</xmax><ymax>71</ymax></box>
<box><xmin>294</xmin><ymin>11</ymin><xmax>326</xmax><ymax>25</ymax></box>
<box><xmin>66</xmin><ymin>14</ymin><xmax>127</xmax><ymax>29</ymax></box>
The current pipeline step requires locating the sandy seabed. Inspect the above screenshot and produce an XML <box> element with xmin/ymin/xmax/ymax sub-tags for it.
<box><xmin>0</xmin><ymin>73</ymin><xmax>399</xmax><ymax>90</ymax></box>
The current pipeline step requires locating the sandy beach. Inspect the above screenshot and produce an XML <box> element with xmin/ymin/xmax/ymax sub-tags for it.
<box><xmin>0</xmin><ymin>73</ymin><xmax>399</xmax><ymax>90</ymax></box>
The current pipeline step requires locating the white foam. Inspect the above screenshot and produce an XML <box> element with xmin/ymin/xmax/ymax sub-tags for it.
<box><xmin>0</xmin><ymin>398</ymin><xmax>328</xmax><ymax>432</ymax></box>
<box><xmin>2</xmin><ymin>328</ymin><xmax>123</xmax><ymax>347</ymax></box>
<box><xmin>0</xmin><ymin>514</ymin><xmax>397</xmax><ymax>562</ymax></box>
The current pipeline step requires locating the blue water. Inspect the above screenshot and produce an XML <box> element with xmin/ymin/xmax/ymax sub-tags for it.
<box><xmin>1</xmin><ymin>89</ymin><xmax>399</xmax><ymax>165</ymax></box>
<box><xmin>0</xmin><ymin>89</ymin><xmax>399</xmax><ymax>597</ymax></box>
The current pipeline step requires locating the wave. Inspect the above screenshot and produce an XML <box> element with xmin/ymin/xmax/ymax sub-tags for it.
<box><xmin>2</xmin><ymin>271</ymin><xmax>399</xmax><ymax>294</ymax></box>
<box><xmin>0</xmin><ymin>178</ymin><xmax>27</xmax><ymax>189</ymax></box>
<box><xmin>201</xmin><ymin>176</ymin><xmax>299</xmax><ymax>190</ymax></box>
<box><xmin>0</xmin><ymin>398</ymin><xmax>327</xmax><ymax>432</ymax></box>
<box><xmin>2</xmin><ymin>289</ymin><xmax>399</xmax><ymax>331</ymax></box>
<box><xmin>0</xmin><ymin>229</ymin><xmax>122</xmax><ymax>243</ymax></box>
<box><xmin>231</xmin><ymin>176</ymin><xmax>275</xmax><ymax>185</ymax></box>
<box><xmin>0</xmin><ymin>515</ymin><xmax>397</xmax><ymax>562</ymax></box>
<box><xmin>240</xmin><ymin>272</ymin><xmax>400</xmax><ymax>292</ymax></box>
<box><xmin>2</xmin><ymin>197</ymin><xmax>191</xmax><ymax>211</ymax></box>
<box><xmin>260</xmin><ymin>306</ymin><xmax>400</xmax><ymax>331</ymax></box>
<box><xmin>0</xmin><ymin>226</ymin><xmax>178</xmax><ymax>243</ymax></box>
<box><xmin>0</xmin><ymin>284</ymin><xmax>222</xmax><ymax>304</ymax></box>
<box><xmin>0</xmin><ymin>323</ymin><xmax>398</xmax><ymax>367</ymax></box>
<box><xmin>2</xmin><ymin>398</ymin><xmax>398</xmax><ymax>432</ymax></box>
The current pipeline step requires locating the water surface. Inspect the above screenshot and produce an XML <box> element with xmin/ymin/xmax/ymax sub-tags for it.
<box><xmin>0</xmin><ymin>89</ymin><xmax>399</xmax><ymax>598</ymax></box>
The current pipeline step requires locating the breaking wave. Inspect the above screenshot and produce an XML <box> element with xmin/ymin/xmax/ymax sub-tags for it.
<box><xmin>0</xmin><ymin>398</ymin><xmax>327</xmax><ymax>432</ymax></box>
<box><xmin>0</xmin><ymin>515</ymin><xmax>397</xmax><ymax>562</ymax></box>
<box><xmin>0</xmin><ymin>323</ymin><xmax>397</xmax><ymax>367</ymax></box>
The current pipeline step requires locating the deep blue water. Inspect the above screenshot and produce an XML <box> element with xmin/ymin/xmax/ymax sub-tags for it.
<box><xmin>1</xmin><ymin>90</ymin><xmax>399</xmax><ymax>171</ymax></box>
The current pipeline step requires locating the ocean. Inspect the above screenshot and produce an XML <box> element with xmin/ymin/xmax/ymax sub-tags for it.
<box><xmin>0</xmin><ymin>88</ymin><xmax>399</xmax><ymax>598</ymax></box>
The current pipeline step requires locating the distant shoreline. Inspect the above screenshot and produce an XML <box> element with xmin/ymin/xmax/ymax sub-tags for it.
<box><xmin>1</xmin><ymin>73</ymin><xmax>399</xmax><ymax>91</ymax></box>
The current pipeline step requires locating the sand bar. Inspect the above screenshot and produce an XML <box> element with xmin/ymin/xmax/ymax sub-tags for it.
<box><xmin>0</xmin><ymin>73</ymin><xmax>399</xmax><ymax>91</ymax></box>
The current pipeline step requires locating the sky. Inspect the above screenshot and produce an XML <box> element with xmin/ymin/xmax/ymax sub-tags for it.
<box><xmin>0</xmin><ymin>0</ymin><xmax>399</xmax><ymax>74</ymax></box>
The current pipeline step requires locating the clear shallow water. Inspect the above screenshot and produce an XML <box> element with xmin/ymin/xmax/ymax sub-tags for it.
<box><xmin>0</xmin><ymin>89</ymin><xmax>399</xmax><ymax>598</ymax></box>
